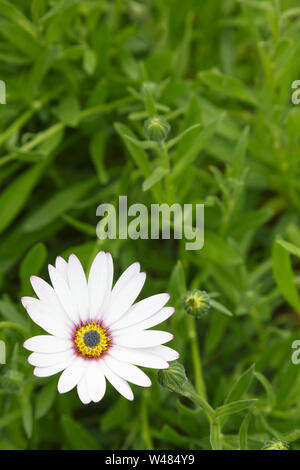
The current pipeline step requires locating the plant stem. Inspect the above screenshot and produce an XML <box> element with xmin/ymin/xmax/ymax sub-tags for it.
<box><xmin>141</xmin><ymin>391</ymin><xmax>154</xmax><ymax>450</ymax></box>
<box><xmin>0</xmin><ymin>322</ymin><xmax>29</xmax><ymax>338</ymax></box>
<box><xmin>187</xmin><ymin>315</ymin><xmax>207</xmax><ymax>399</ymax></box>
<box><xmin>183</xmin><ymin>384</ymin><xmax>215</xmax><ymax>422</ymax></box>
<box><xmin>0</xmin><ymin>95</ymin><xmax>135</xmax><ymax>168</ymax></box>
<box><xmin>158</xmin><ymin>142</ymin><xmax>176</xmax><ymax>204</ymax></box>
<box><xmin>182</xmin><ymin>373</ymin><xmax>224</xmax><ymax>450</ymax></box>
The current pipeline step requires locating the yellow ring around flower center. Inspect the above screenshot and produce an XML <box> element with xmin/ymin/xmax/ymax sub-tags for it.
<box><xmin>74</xmin><ymin>322</ymin><xmax>111</xmax><ymax>358</ymax></box>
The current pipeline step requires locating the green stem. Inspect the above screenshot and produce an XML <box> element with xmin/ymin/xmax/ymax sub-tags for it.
<box><xmin>187</xmin><ymin>315</ymin><xmax>207</xmax><ymax>399</ymax></box>
<box><xmin>0</xmin><ymin>87</ymin><xmax>63</xmax><ymax>149</ymax></box>
<box><xmin>80</xmin><ymin>95</ymin><xmax>134</xmax><ymax>119</ymax></box>
<box><xmin>183</xmin><ymin>385</ymin><xmax>215</xmax><ymax>422</ymax></box>
<box><xmin>181</xmin><ymin>368</ymin><xmax>224</xmax><ymax>450</ymax></box>
<box><xmin>158</xmin><ymin>142</ymin><xmax>176</xmax><ymax>204</ymax></box>
<box><xmin>141</xmin><ymin>391</ymin><xmax>154</xmax><ymax>450</ymax></box>
<box><xmin>209</xmin><ymin>419</ymin><xmax>223</xmax><ymax>450</ymax></box>
<box><xmin>0</xmin><ymin>95</ymin><xmax>135</xmax><ymax>168</ymax></box>
<box><xmin>0</xmin><ymin>322</ymin><xmax>29</xmax><ymax>338</ymax></box>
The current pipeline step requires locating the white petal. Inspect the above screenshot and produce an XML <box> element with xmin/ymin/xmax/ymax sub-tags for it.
<box><xmin>48</xmin><ymin>264</ymin><xmax>80</xmax><ymax>324</ymax></box>
<box><xmin>112</xmin><ymin>293</ymin><xmax>170</xmax><ymax>330</ymax></box>
<box><xmin>55</xmin><ymin>256</ymin><xmax>69</xmax><ymax>283</ymax></box>
<box><xmin>101</xmin><ymin>361</ymin><xmax>134</xmax><ymax>401</ymax></box>
<box><xmin>100</xmin><ymin>253</ymin><xmax>114</xmax><ymax>316</ymax></box>
<box><xmin>104</xmin><ymin>356</ymin><xmax>151</xmax><ymax>387</ymax></box>
<box><xmin>34</xmin><ymin>355</ymin><xmax>73</xmax><ymax>377</ymax></box>
<box><xmin>21</xmin><ymin>297</ymin><xmax>70</xmax><ymax>338</ymax></box>
<box><xmin>113</xmin><ymin>307</ymin><xmax>175</xmax><ymax>336</ymax></box>
<box><xmin>88</xmin><ymin>251</ymin><xmax>107</xmax><ymax>320</ymax></box>
<box><xmin>28</xmin><ymin>349</ymin><xmax>74</xmax><ymax>367</ymax></box>
<box><xmin>67</xmin><ymin>254</ymin><xmax>90</xmax><ymax>323</ymax></box>
<box><xmin>114</xmin><ymin>330</ymin><xmax>173</xmax><ymax>348</ymax></box>
<box><xmin>57</xmin><ymin>358</ymin><xmax>85</xmax><ymax>393</ymax></box>
<box><xmin>24</xmin><ymin>335</ymin><xmax>71</xmax><ymax>353</ymax></box>
<box><xmin>105</xmin><ymin>272</ymin><xmax>146</xmax><ymax>326</ymax></box>
<box><xmin>109</xmin><ymin>346</ymin><xmax>169</xmax><ymax>369</ymax></box>
<box><xmin>30</xmin><ymin>275</ymin><xmax>55</xmax><ymax>304</ymax></box>
<box><xmin>30</xmin><ymin>275</ymin><xmax>71</xmax><ymax>325</ymax></box>
<box><xmin>85</xmin><ymin>361</ymin><xmax>106</xmax><ymax>403</ymax></box>
<box><xmin>110</xmin><ymin>262</ymin><xmax>140</xmax><ymax>304</ymax></box>
<box><xmin>77</xmin><ymin>375</ymin><xmax>91</xmax><ymax>404</ymax></box>
<box><xmin>149</xmin><ymin>345</ymin><xmax>180</xmax><ymax>361</ymax></box>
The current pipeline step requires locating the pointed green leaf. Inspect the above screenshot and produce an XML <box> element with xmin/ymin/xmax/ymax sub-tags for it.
<box><xmin>272</xmin><ymin>238</ymin><xmax>300</xmax><ymax>312</ymax></box>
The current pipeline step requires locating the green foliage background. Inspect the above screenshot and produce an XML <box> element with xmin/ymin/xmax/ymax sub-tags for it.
<box><xmin>0</xmin><ymin>0</ymin><xmax>300</xmax><ymax>450</ymax></box>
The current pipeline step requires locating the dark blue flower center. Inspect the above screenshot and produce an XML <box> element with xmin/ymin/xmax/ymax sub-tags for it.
<box><xmin>84</xmin><ymin>330</ymin><xmax>100</xmax><ymax>347</ymax></box>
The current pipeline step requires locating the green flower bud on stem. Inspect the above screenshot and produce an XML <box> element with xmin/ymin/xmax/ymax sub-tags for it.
<box><xmin>183</xmin><ymin>289</ymin><xmax>210</xmax><ymax>319</ymax></box>
<box><xmin>262</xmin><ymin>439</ymin><xmax>289</xmax><ymax>450</ymax></box>
<box><xmin>158</xmin><ymin>361</ymin><xmax>216</xmax><ymax>422</ymax></box>
<box><xmin>158</xmin><ymin>361</ymin><xmax>187</xmax><ymax>393</ymax></box>
<box><xmin>144</xmin><ymin>116</ymin><xmax>170</xmax><ymax>142</ymax></box>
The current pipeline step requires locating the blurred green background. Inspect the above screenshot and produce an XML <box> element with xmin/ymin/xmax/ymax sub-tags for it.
<box><xmin>1</xmin><ymin>0</ymin><xmax>300</xmax><ymax>450</ymax></box>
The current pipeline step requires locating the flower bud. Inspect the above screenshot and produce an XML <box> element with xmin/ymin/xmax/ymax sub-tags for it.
<box><xmin>144</xmin><ymin>116</ymin><xmax>170</xmax><ymax>142</ymax></box>
<box><xmin>262</xmin><ymin>439</ymin><xmax>289</xmax><ymax>450</ymax></box>
<box><xmin>158</xmin><ymin>361</ymin><xmax>187</xmax><ymax>393</ymax></box>
<box><xmin>1</xmin><ymin>370</ymin><xmax>24</xmax><ymax>394</ymax></box>
<box><xmin>183</xmin><ymin>289</ymin><xmax>210</xmax><ymax>319</ymax></box>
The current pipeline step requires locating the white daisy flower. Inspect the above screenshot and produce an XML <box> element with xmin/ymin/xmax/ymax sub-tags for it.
<box><xmin>22</xmin><ymin>252</ymin><xmax>178</xmax><ymax>404</ymax></box>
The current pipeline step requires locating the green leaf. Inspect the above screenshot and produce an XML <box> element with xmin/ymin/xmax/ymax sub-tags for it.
<box><xmin>19</xmin><ymin>243</ymin><xmax>47</xmax><ymax>296</ymax></box>
<box><xmin>22</xmin><ymin>177</ymin><xmax>97</xmax><ymax>232</ymax></box>
<box><xmin>239</xmin><ymin>413</ymin><xmax>251</xmax><ymax>450</ymax></box>
<box><xmin>142</xmin><ymin>84</ymin><xmax>157</xmax><ymax>117</ymax></box>
<box><xmin>276</xmin><ymin>239</ymin><xmax>300</xmax><ymax>259</ymax></box>
<box><xmin>142</xmin><ymin>167</ymin><xmax>169</xmax><ymax>192</ymax></box>
<box><xmin>114</xmin><ymin>122</ymin><xmax>151</xmax><ymax>177</ymax></box>
<box><xmin>225</xmin><ymin>365</ymin><xmax>255</xmax><ymax>404</ymax></box>
<box><xmin>172</xmin><ymin>114</ymin><xmax>224</xmax><ymax>178</ymax></box>
<box><xmin>230</xmin><ymin>208</ymin><xmax>273</xmax><ymax>238</ymax></box>
<box><xmin>161</xmin><ymin>424</ymin><xmax>191</xmax><ymax>447</ymax></box>
<box><xmin>35</xmin><ymin>380</ymin><xmax>57</xmax><ymax>419</ymax></box>
<box><xmin>101</xmin><ymin>399</ymin><xmax>130</xmax><ymax>432</ymax></box>
<box><xmin>254</xmin><ymin>371</ymin><xmax>276</xmax><ymax>408</ymax></box>
<box><xmin>13</xmin><ymin>149</ymin><xmax>45</xmax><ymax>163</ymax></box>
<box><xmin>0</xmin><ymin>162</ymin><xmax>47</xmax><ymax>235</ymax></box>
<box><xmin>20</xmin><ymin>395</ymin><xmax>33</xmax><ymax>438</ymax></box>
<box><xmin>0</xmin><ymin>410</ymin><xmax>21</xmax><ymax>430</ymax></box>
<box><xmin>166</xmin><ymin>123</ymin><xmax>201</xmax><ymax>150</ymax></box>
<box><xmin>232</xmin><ymin>126</ymin><xmax>249</xmax><ymax>177</ymax></box>
<box><xmin>83</xmin><ymin>47</ymin><xmax>97</xmax><ymax>75</ymax></box>
<box><xmin>202</xmin><ymin>231</ymin><xmax>243</xmax><ymax>265</ymax></box>
<box><xmin>169</xmin><ymin>260</ymin><xmax>187</xmax><ymax>303</ymax></box>
<box><xmin>0</xmin><ymin>300</ymin><xmax>28</xmax><ymax>329</ymax></box>
<box><xmin>61</xmin><ymin>214</ymin><xmax>95</xmax><ymax>236</ymax></box>
<box><xmin>272</xmin><ymin>238</ymin><xmax>300</xmax><ymax>312</ymax></box>
<box><xmin>204</xmin><ymin>311</ymin><xmax>230</xmax><ymax>355</ymax></box>
<box><xmin>0</xmin><ymin>0</ymin><xmax>37</xmax><ymax>38</ymax></box>
<box><xmin>61</xmin><ymin>416</ymin><xmax>100</xmax><ymax>450</ymax></box>
<box><xmin>121</xmin><ymin>134</ymin><xmax>157</xmax><ymax>149</ymax></box>
<box><xmin>172</xmin><ymin>11</ymin><xmax>193</xmax><ymax>79</ymax></box>
<box><xmin>56</xmin><ymin>96</ymin><xmax>80</xmax><ymax>127</ymax></box>
<box><xmin>216</xmin><ymin>399</ymin><xmax>257</xmax><ymax>418</ymax></box>
<box><xmin>0</xmin><ymin>18</ymin><xmax>41</xmax><ymax>59</ymax></box>
<box><xmin>198</xmin><ymin>68</ymin><xmax>257</xmax><ymax>105</ymax></box>
<box><xmin>237</xmin><ymin>0</ymin><xmax>273</xmax><ymax>12</ymax></box>
<box><xmin>210</xmin><ymin>299</ymin><xmax>233</xmax><ymax>316</ymax></box>
<box><xmin>89</xmin><ymin>131</ymin><xmax>108</xmax><ymax>184</ymax></box>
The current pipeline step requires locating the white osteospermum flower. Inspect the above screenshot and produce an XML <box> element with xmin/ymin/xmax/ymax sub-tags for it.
<box><xmin>22</xmin><ymin>252</ymin><xmax>178</xmax><ymax>404</ymax></box>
